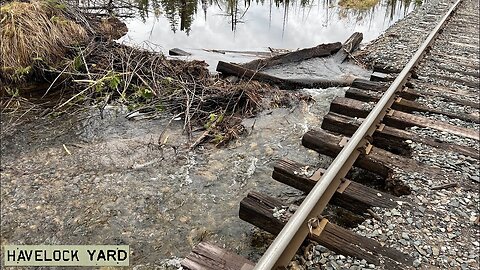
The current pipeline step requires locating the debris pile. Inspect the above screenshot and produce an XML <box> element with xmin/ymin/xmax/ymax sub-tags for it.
<box><xmin>0</xmin><ymin>0</ymin><xmax>303</xmax><ymax>146</ymax></box>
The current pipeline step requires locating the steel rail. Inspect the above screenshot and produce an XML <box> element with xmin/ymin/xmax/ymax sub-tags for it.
<box><xmin>253</xmin><ymin>0</ymin><xmax>463</xmax><ymax>268</ymax></box>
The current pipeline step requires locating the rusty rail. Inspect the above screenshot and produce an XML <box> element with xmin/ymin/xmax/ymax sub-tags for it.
<box><xmin>252</xmin><ymin>0</ymin><xmax>464</xmax><ymax>268</ymax></box>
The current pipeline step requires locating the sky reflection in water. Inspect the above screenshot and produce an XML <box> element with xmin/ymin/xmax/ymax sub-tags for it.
<box><xmin>114</xmin><ymin>0</ymin><xmax>419</xmax><ymax>65</ymax></box>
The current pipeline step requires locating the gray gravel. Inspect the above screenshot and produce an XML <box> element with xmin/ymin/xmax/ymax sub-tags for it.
<box><xmin>408</xmin><ymin>126</ymin><xmax>479</xmax><ymax>150</ymax></box>
<box><xmin>416</xmin><ymin>96</ymin><xmax>479</xmax><ymax>119</ymax></box>
<box><xmin>413</xmin><ymin>112</ymin><xmax>480</xmax><ymax>130</ymax></box>
<box><xmin>289</xmin><ymin>0</ymin><xmax>480</xmax><ymax>269</ymax></box>
<box><xmin>354</xmin><ymin>0</ymin><xmax>457</xmax><ymax>71</ymax></box>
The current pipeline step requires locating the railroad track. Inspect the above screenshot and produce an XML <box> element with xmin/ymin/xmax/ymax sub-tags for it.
<box><xmin>180</xmin><ymin>0</ymin><xmax>479</xmax><ymax>268</ymax></box>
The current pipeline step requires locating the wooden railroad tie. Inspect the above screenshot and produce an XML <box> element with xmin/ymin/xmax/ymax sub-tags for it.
<box><xmin>322</xmin><ymin>112</ymin><xmax>479</xmax><ymax>159</ymax></box>
<box><xmin>345</xmin><ymin>87</ymin><xmax>480</xmax><ymax>124</ymax></box>
<box><xmin>181</xmin><ymin>242</ymin><xmax>254</xmax><ymax>270</ymax></box>
<box><xmin>351</xmin><ymin>78</ymin><xmax>479</xmax><ymax>109</ymax></box>
<box><xmin>272</xmin><ymin>159</ymin><xmax>399</xmax><ymax>212</ymax></box>
<box><xmin>239</xmin><ymin>192</ymin><xmax>414</xmax><ymax>270</ymax></box>
<box><xmin>329</xmin><ymin>97</ymin><xmax>480</xmax><ymax>140</ymax></box>
<box><xmin>302</xmin><ymin>128</ymin><xmax>450</xmax><ymax>195</ymax></box>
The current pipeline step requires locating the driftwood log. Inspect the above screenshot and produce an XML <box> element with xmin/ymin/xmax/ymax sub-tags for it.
<box><xmin>169</xmin><ymin>48</ymin><xmax>191</xmax><ymax>56</ymax></box>
<box><xmin>216</xmin><ymin>61</ymin><xmax>353</xmax><ymax>90</ymax></box>
<box><xmin>241</xmin><ymin>42</ymin><xmax>342</xmax><ymax>71</ymax></box>
<box><xmin>216</xmin><ymin>33</ymin><xmax>364</xmax><ymax>89</ymax></box>
<box><xmin>334</xmin><ymin>32</ymin><xmax>363</xmax><ymax>63</ymax></box>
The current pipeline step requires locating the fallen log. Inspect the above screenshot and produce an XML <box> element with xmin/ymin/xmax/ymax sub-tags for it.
<box><xmin>321</xmin><ymin>112</ymin><xmax>479</xmax><ymax>159</ymax></box>
<box><xmin>216</xmin><ymin>61</ymin><xmax>353</xmax><ymax>90</ymax></box>
<box><xmin>239</xmin><ymin>192</ymin><xmax>413</xmax><ymax>269</ymax></box>
<box><xmin>241</xmin><ymin>42</ymin><xmax>341</xmax><ymax>71</ymax></box>
<box><xmin>329</xmin><ymin>97</ymin><xmax>480</xmax><ymax>140</ymax></box>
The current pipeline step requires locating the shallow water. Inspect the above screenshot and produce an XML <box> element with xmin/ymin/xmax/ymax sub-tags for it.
<box><xmin>1</xmin><ymin>85</ymin><xmax>359</xmax><ymax>267</ymax></box>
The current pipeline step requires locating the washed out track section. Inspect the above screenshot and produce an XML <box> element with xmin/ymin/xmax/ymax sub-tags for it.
<box><xmin>181</xmin><ymin>0</ymin><xmax>479</xmax><ymax>268</ymax></box>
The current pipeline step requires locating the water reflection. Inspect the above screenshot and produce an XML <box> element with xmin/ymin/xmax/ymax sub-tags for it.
<box><xmin>77</xmin><ymin>0</ymin><xmax>420</xmax><ymax>35</ymax></box>
<box><xmin>74</xmin><ymin>0</ymin><xmax>421</xmax><ymax>66</ymax></box>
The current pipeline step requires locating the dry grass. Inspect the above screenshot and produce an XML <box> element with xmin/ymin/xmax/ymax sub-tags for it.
<box><xmin>339</xmin><ymin>0</ymin><xmax>380</xmax><ymax>9</ymax></box>
<box><xmin>0</xmin><ymin>0</ymin><xmax>90</xmax><ymax>81</ymax></box>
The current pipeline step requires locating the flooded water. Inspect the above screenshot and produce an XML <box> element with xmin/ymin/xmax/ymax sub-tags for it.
<box><xmin>78</xmin><ymin>0</ymin><xmax>420</xmax><ymax>67</ymax></box>
<box><xmin>1</xmin><ymin>87</ymin><xmax>349</xmax><ymax>267</ymax></box>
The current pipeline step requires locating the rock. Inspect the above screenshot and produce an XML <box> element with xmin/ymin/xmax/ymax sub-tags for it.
<box><xmin>315</xmin><ymin>245</ymin><xmax>328</xmax><ymax>253</ymax></box>
<box><xmin>415</xmin><ymin>245</ymin><xmax>427</xmax><ymax>256</ymax></box>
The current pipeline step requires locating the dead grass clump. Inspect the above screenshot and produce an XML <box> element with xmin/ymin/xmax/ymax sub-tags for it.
<box><xmin>339</xmin><ymin>0</ymin><xmax>380</xmax><ymax>9</ymax></box>
<box><xmin>0</xmin><ymin>0</ymin><xmax>90</xmax><ymax>81</ymax></box>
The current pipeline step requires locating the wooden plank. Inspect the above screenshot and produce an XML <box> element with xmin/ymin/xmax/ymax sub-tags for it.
<box><xmin>241</xmin><ymin>42</ymin><xmax>341</xmax><ymax>71</ymax></box>
<box><xmin>203</xmin><ymin>49</ymin><xmax>274</xmax><ymax>57</ymax></box>
<box><xmin>302</xmin><ymin>129</ymin><xmax>446</xmax><ymax>195</ymax></box>
<box><xmin>169</xmin><ymin>48</ymin><xmax>191</xmax><ymax>56</ymax></box>
<box><xmin>322</xmin><ymin>112</ymin><xmax>479</xmax><ymax>159</ymax></box>
<box><xmin>334</xmin><ymin>32</ymin><xmax>363</xmax><ymax>63</ymax></box>
<box><xmin>330</xmin><ymin>97</ymin><xmax>480</xmax><ymax>140</ymax></box>
<box><xmin>272</xmin><ymin>159</ymin><xmax>399</xmax><ymax>212</ymax></box>
<box><xmin>182</xmin><ymin>242</ymin><xmax>254</xmax><ymax>270</ymax></box>
<box><xmin>370</xmin><ymin>72</ymin><xmax>394</xmax><ymax>82</ymax></box>
<box><xmin>351</xmin><ymin>79</ymin><xmax>389</xmax><ymax>92</ymax></box>
<box><xmin>216</xmin><ymin>61</ymin><xmax>352</xmax><ymax>90</ymax></box>
<box><xmin>344</xmin><ymin>88</ymin><xmax>480</xmax><ymax>123</ymax></box>
<box><xmin>239</xmin><ymin>192</ymin><xmax>413</xmax><ymax>269</ymax></box>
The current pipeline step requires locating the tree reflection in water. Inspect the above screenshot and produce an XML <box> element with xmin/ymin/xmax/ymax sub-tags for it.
<box><xmin>72</xmin><ymin>0</ymin><xmax>422</xmax><ymax>36</ymax></box>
